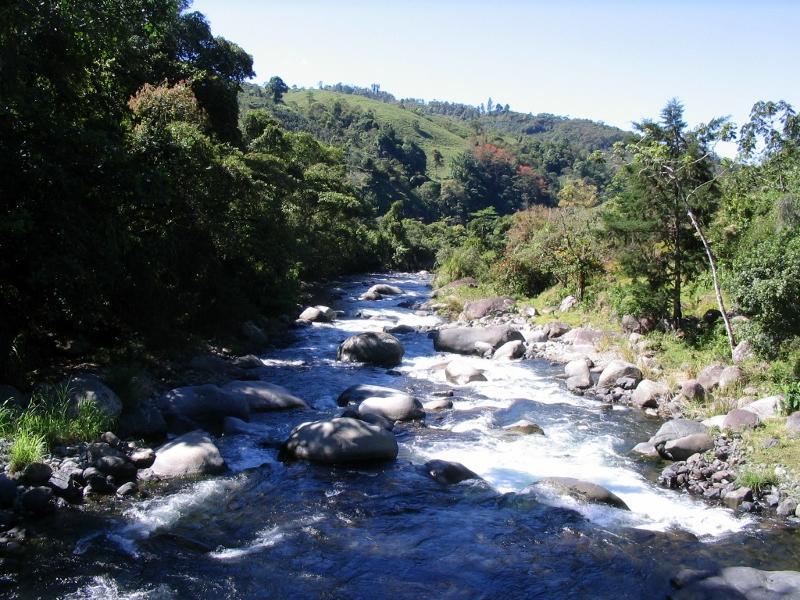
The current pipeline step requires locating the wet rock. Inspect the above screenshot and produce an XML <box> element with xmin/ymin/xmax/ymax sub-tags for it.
<box><xmin>19</xmin><ymin>463</ymin><xmax>52</xmax><ymax>487</ymax></box>
<box><xmin>524</xmin><ymin>477</ymin><xmax>630</xmax><ymax>510</ymax></box>
<box><xmin>445</xmin><ymin>360</ymin><xmax>487</xmax><ymax>385</ymax></box>
<box><xmin>337</xmin><ymin>332</ymin><xmax>405</xmax><ymax>368</ymax></box>
<box><xmin>384</xmin><ymin>324</ymin><xmax>416</xmax><ymax>335</ymax></box>
<box><xmin>671</xmin><ymin>566</ymin><xmax>800</xmax><ymax>599</ymax></box>
<box><xmin>100</xmin><ymin>431</ymin><xmax>122</xmax><ymax>447</ymax></box>
<box><xmin>282</xmin><ymin>417</ymin><xmax>398</xmax><ymax>464</ymax></box>
<box><xmin>502</xmin><ymin>420</ymin><xmax>544</xmax><ymax>435</ymax></box>
<box><xmin>116</xmin><ymin>482</ymin><xmax>138</xmax><ymax>497</ymax></box>
<box><xmin>223</xmin><ymin>416</ymin><xmax>268</xmax><ymax>436</ymax></box>
<box><xmin>20</xmin><ymin>487</ymin><xmax>54</xmax><ymax>515</ymax></box>
<box><xmin>631</xmin><ymin>379</ymin><xmax>669</xmax><ymax>409</ymax></box>
<box><xmin>543</xmin><ymin>322</ymin><xmax>571</xmax><ymax>339</ymax></box>
<box><xmin>597</xmin><ymin>361</ymin><xmax>642</xmax><ymax>388</ymax></box>
<box><xmin>298</xmin><ymin>305</ymin><xmax>335</xmax><ymax>323</ymax></box>
<box><xmin>95</xmin><ymin>456</ymin><xmax>137</xmax><ymax>481</ymax></box>
<box><xmin>81</xmin><ymin>467</ymin><xmax>114</xmax><ymax>493</ymax></box>
<box><xmin>723</xmin><ymin>487</ymin><xmax>753</xmax><ymax>509</ymax></box>
<box><xmin>65</xmin><ymin>374</ymin><xmax>123</xmax><ymax>419</ymax></box>
<box><xmin>151</xmin><ymin>430</ymin><xmax>226</xmax><ymax>478</ymax></box>
<box><xmin>565</xmin><ymin>359</ymin><xmax>592</xmax><ymax>390</ymax></box>
<box><xmin>493</xmin><ymin>340</ymin><xmax>525</xmax><ymax>360</ymax></box>
<box><xmin>723</xmin><ymin>408</ymin><xmax>760</xmax><ymax>432</ymax></box>
<box><xmin>130</xmin><ymin>448</ymin><xmax>156</xmax><ymax>469</ymax></box>
<box><xmin>423</xmin><ymin>398</ymin><xmax>453</xmax><ymax>411</ymax></box>
<box><xmin>366</xmin><ymin>284</ymin><xmax>403</xmax><ymax>296</ymax></box>
<box><xmin>222</xmin><ymin>380</ymin><xmax>308</xmax><ymax>411</ymax></box>
<box><xmin>777</xmin><ymin>498</ymin><xmax>798</xmax><ymax>517</ymax></box>
<box><xmin>232</xmin><ymin>355</ymin><xmax>264</xmax><ymax>369</ymax></box>
<box><xmin>679</xmin><ymin>379</ymin><xmax>705</xmax><ymax>402</ymax></box>
<box><xmin>660</xmin><ymin>433</ymin><xmax>714</xmax><ymax>461</ymax></box>
<box><xmin>631</xmin><ymin>442</ymin><xmax>660</xmax><ymax>459</ymax></box>
<box><xmin>347</xmin><ymin>411</ymin><xmax>394</xmax><ymax>431</ymax></box>
<box><xmin>337</xmin><ymin>384</ymin><xmax>410</xmax><ymax>406</ymax></box>
<box><xmin>117</xmin><ymin>399</ymin><xmax>168</xmax><ymax>440</ymax></box>
<box><xmin>432</xmin><ymin>325</ymin><xmax>525</xmax><ymax>355</ymax></box>
<box><xmin>423</xmin><ymin>460</ymin><xmax>479</xmax><ymax>485</ymax></box>
<box><xmin>358</xmin><ymin>392</ymin><xmax>424</xmax><ymax>422</ymax></box>
<box><xmin>158</xmin><ymin>384</ymin><xmax>250</xmax><ymax>427</ymax></box>
<box><xmin>0</xmin><ymin>476</ymin><xmax>18</xmax><ymax>509</ymax></box>
<box><xmin>649</xmin><ymin>419</ymin><xmax>708</xmax><ymax>445</ymax></box>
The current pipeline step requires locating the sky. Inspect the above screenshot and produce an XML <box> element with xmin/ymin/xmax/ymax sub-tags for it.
<box><xmin>192</xmin><ymin>0</ymin><xmax>798</xmax><ymax>141</ymax></box>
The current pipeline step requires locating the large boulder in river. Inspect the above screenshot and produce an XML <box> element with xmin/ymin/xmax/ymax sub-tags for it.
<box><xmin>671</xmin><ymin>566</ymin><xmax>800</xmax><ymax>599</ymax></box>
<box><xmin>65</xmin><ymin>374</ymin><xmax>123</xmax><ymax>419</ymax></box>
<box><xmin>298</xmin><ymin>305</ymin><xmax>335</xmax><ymax>323</ymax></box>
<box><xmin>565</xmin><ymin>359</ymin><xmax>592</xmax><ymax>390</ymax></box>
<box><xmin>461</xmin><ymin>296</ymin><xmax>515</xmax><ymax>320</ymax></box>
<box><xmin>337</xmin><ymin>384</ymin><xmax>408</xmax><ymax>406</ymax></box>
<box><xmin>649</xmin><ymin>418</ymin><xmax>708</xmax><ymax>445</ymax></box>
<box><xmin>659</xmin><ymin>433</ymin><xmax>714</xmax><ymax>461</ymax></box>
<box><xmin>423</xmin><ymin>460</ymin><xmax>479</xmax><ymax>485</ymax></box>
<box><xmin>523</xmin><ymin>477</ymin><xmax>630</xmax><ymax>510</ymax></box>
<box><xmin>360</xmin><ymin>284</ymin><xmax>403</xmax><ymax>300</ymax></box>
<box><xmin>631</xmin><ymin>379</ymin><xmax>669</xmax><ymax>409</ymax></box>
<box><xmin>157</xmin><ymin>384</ymin><xmax>250</xmax><ymax>426</ymax></box>
<box><xmin>445</xmin><ymin>360</ymin><xmax>487</xmax><ymax>385</ymax></box>
<box><xmin>432</xmin><ymin>325</ymin><xmax>524</xmax><ymax>355</ymax></box>
<box><xmin>358</xmin><ymin>393</ymin><xmax>424</xmax><ymax>422</ymax></box>
<box><xmin>336</xmin><ymin>332</ymin><xmax>405</xmax><ymax>367</ymax></box>
<box><xmin>282</xmin><ymin>417</ymin><xmax>398</xmax><ymax>464</ymax></box>
<box><xmin>151</xmin><ymin>430</ymin><xmax>226</xmax><ymax>478</ymax></box>
<box><xmin>493</xmin><ymin>340</ymin><xmax>525</xmax><ymax>360</ymax></box>
<box><xmin>597</xmin><ymin>360</ymin><xmax>642</xmax><ymax>388</ymax></box>
<box><xmin>221</xmin><ymin>381</ymin><xmax>308</xmax><ymax>411</ymax></box>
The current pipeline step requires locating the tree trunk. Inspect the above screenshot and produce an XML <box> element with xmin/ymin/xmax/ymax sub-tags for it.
<box><xmin>672</xmin><ymin>217</ymin><xmax>683</xmax><ymax>325</ymax></box>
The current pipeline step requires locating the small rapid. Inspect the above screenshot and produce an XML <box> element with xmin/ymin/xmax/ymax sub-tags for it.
<box><xmin>11</xmin><ymin>273</ymin><xmax>800</xmax><ymax>599</ymax></box>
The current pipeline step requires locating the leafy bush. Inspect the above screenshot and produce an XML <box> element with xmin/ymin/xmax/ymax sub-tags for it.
<box><xmin>608</xmin><ymin>280</ymin><xmax>670</xmax><ymax>318</ymax></box>
<box><xmin>782</xmin><ymin>381</ymin><xmax>800</xmax><ymax>415</ymax></box>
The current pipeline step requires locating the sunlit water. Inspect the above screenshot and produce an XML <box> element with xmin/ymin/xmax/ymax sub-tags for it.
<box><xmin>9</xmin><ymin>273</ymin><xmax>800</xmax><ymax>599</ymax></box>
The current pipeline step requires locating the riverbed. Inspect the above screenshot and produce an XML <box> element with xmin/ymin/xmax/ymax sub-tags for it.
<box><xmin>9</xmin><ymin>273</ymin><xmax>800</xmax><ymax>599</ymax></box>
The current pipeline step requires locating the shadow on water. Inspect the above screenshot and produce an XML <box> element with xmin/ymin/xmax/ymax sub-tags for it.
<box><xmin>7</xmin><ymin>273</ymin><xmax>800</xmax><ymax>599</ymax></box>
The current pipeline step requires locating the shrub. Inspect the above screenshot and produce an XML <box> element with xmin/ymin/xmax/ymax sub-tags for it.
<box><xmin>736</xmin><ymin>467</ymin><xmax>779</xmax><ymax>495</ymax></box>
<box><xmin>9</xmin><ymin>430</ymin><xmax>46</xmax><ymax>472</ymax></box>
<box><xmin>608</xmin><ymin>280</ymin><xmax>670</xmax><ymax>318</ymax></box>
<box><xmin>783</xmin><ymin>381</ymin><xmax>800</xmax><ymax>415</ymax></box>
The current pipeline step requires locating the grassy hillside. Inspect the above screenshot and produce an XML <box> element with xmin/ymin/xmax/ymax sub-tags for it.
<box><xmin>283</xmin><ymin>89</ymin><xmax>470</xmax><ymax>178</ymax></box>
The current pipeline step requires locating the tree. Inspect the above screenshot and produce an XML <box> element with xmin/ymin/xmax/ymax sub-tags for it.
<box><xmin>266</xmin><ymin>75</ymin><xmax>289</xmax><ymax>103</ymax></box>
<box><xmin>606</xmin><ymin>99</ymin><xmax>735</xmax><ymax>354</ymax></box>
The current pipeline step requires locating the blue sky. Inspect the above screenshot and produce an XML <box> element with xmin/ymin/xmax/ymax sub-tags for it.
<box><xmin>192</xmin><ymin>0</ymin><xmax>798</xmax><ymax>136</ymax></box>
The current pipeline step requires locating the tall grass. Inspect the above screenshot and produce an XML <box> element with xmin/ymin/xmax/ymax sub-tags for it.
<box><xmin>9</xmin><ymin>431</ymin><xmax>46</xmax><ymax>472</ymax></box>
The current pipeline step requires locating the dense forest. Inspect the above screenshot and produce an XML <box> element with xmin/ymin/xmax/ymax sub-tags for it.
<box><xmin>2</xmin><ymin>0</ymin><xmax>799</xmax><ymax>400</ymax></box>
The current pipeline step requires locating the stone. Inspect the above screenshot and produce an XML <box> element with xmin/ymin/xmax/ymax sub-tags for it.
<box><xmin>719</xmin><ymin>366</ymin><xmax>743</xmax><ymax>390</ymax></box>
<box><xmin>129</xmin><ymin>448</ymin><xmax>156</xmax><ymax>469</ymax></box>
<box><xmin>621</xmin><ymin>314</ymin><xmax>644</xmax><ymax>334</ymax></box>
<box><xmin>733</xmin><ymin>340</ymin><xmax>754</xmax><ymax>364</ymax></box>
<box><xmin>787</xmin><ymin>411</ymin><xmax>800</xmax><ymax>434</ymax></box>
<box><xmin>384</xmin><ymin>324</ymin><xmax>416</xmax><ymax>335</ymax></box>
<box><xmin>524</xmin><ymin>477</ymin><xmax>630</xmax><ymax>510</ymax></box>
<box><xmin>337</xmin><ymin>332</ymin><xmax>405</xmax><ymax>367</ymax></box>
<box><xmin>631</xmin><ymin>442</ymin><xmax>660</xmax><ymax>459</ymax></box>
<box><xmin>502</xmin><ymin>420</ymin><xmax>544</xmax><ymax>435</ymax></box>
<box><xmin>100</xmin><ymin>431</ymin><xmax>121</xmax><ymax>447</ymax></box>
<box><xmin>222</xmin><ymin>380</ymin><xmax>308</xmax><ymax>411</ymax></box>
<box><xmin>358</xmin><ymin>393</ymin><xmax>424</xmax><ymax>422</ymax></box>
<box><xmin>337</xmin><ymin>384</ymin><xmax>409</xmax><ymax>406</ymax></box>
<box><xmin>0</xmin><ymin>385</ymin><xmax>23</xmax><ymax>407</ymax></box>
<box><xmin>366</xmin><ymin>284</ymin><xmax>403</xmax><ymax>296</ymax></box>
<box><xmin>445</xmin><ymin>360</ymin><xmax>487</xmax><ymax>385</ymax></box>
<box><xmin>432</xmin><ymin>326</ymin><xmax>525</xmax><ymax>355</ymax></box>
<box><xmin>223</xmin><ymin>416</ymin><xmax>269</xmax><ymax>436</ymax></box>
<box><xmin>95</xmin><ymin>456</ymin><xmax>137</xmax><ymax>481</ymax></box>
<box><xmin>526</xmin><ymin>329</ymin><xmax>549</xmax><ymax>344</ymax></box>
<box><xmin>158</xmin><ymin>384</ymin><xmax>250</xmax><ymax>426</ymax></box>
<box><xmin>649</xmin><ymin>419</ymin><xmax>708</xmax><ymax>445</ymax></box>
<box><xmin>20</xmin><ymin>486</ymin><xmax>54</xmax><ymax>515</ymax></box>
<box><xmin>564</xmin><ymin>359</ymin><xmax>592</xmax><ymax>390</ymax></box>
<box><xmin>701</xmin><ymin>415</ymin><xmax>726</xmax><ymax>429</ymax></box>
<box><xmin>117</xmin><ymin>400</ymin><xmax>168</xmax><ymax>440</ymax></box>
<box><xmin>116</xmin><ymin>482</ymin><xmax>138</xmax><ymax>497</ymax></box>
<box><xmin>671</xmin><ymin>566</ymin><xmax>800</xmax><ymax>599</ymax></box>
<box><xmin>679</xmin><ymin>379</ymin><xmax>705</xmax><ymax>402</ymax></box>
<box><xmin>241</xmin><ymin>321</ymin><xmax>268</xmax><ymax>345</ymax></box>
<box><xmin>19</xmin><ymin>463</ymin><xmax>52</xmax><ymax>487</ymax></box>
<box><xmin>661</xmin><ymin>433</ymin><xmax>714</xmax><ymax>461</ymax></box>
<box><xmin>298</xmin><ymin>305</ymin><xmax>335</xmax><ymax>323</ymax></box>
<box><xmin>740</xmin><ymin>395</ymin><xmax>782</xmax><ymax>420</ymax></box>
<box><xmin>0</xmin><ymin>476</ymin><xmax>18</xmax><ymax>508</ymax></box>
<box><xmin>722</xmin><ymin>486</ymin><xmax>753</xmax><ymax>509</ymax></box>
<box><xmin>151</xmin><ymin>430</ymin><xmax>226</xmax><ymax>478</ymax></box>
<box><xmin>492</xmin><ymin>340</ymin><xmax>525</xmax><ymax>360</ymax></box>
<box><xmin>631</xmin><ymin>379</ymin><xmax>669</xmax><ymax>409</ymax></box>
<box><xmin>82</xmin><ymin>467</ymin><xmax>114</xmax><ymax>493</ymax></box>
<box><xmin>461</xmin><ymin>297</ymin><xmax>515</xmax><ymax>320</ymax></box>
<box><xmin>232</xmin><ymin>355</ymin><xmax>264</xmax><ymax>369</ymax></box>
<box><xmin>561</xmin><ymin>327</ymin><xmax>603</xmax><ymax>347</ymax></box>
<box><xmin>282</xmin><ymin>417</ymin><xmax>398</xmax><ymax>464</ymax></box>
<box><xmin>558</xmin><ymin>295</ymin><xmax>578</xmax><ymax>312</ymax></box>
<box><xmin>544</xmin><ymin>322</ymin><xmax>571</xmax><ymax>339</ymax></box>
<box><xmin>777</xmin><ymin>498</ymin><xmax>798</xmax><ymax>517</ymax></box>
<box><xmin>697</xmin><ymin>364</ymin><xmax>725</xmax><ymax>392</ymax></box>
<box><xmin>597</xmin><ymin>361</ymin><xmax>642</xmax><ymax>389</ymax></box>
<box><xmin>65</xmin><ymin>374</ymin><xmax>123</xmax><ymax>419</ymax></box>
<box><xmin>473</xmin><ymin>341</ymin><xmax>494</xmax><ymax>357</ymax></box>
<box><xmin>423</xmin><ymin>460</ymin><xmax>479</xmax><ymax>485</ymax></box>
<box><xmin>723</xmin><ymin>408</ymin><xmax>760</xmax><ymax>432</ymax></box>
<box><xmin>423</xmin><ymin>398</ymin><xmax>453</xmax><ymax>411</ymax></box>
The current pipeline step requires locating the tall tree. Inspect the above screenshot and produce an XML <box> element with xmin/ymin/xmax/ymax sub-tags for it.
<box><xmin>265</xmin><ymin>75</ymin><xmax>289</xmax><ymax>104</ymax></box>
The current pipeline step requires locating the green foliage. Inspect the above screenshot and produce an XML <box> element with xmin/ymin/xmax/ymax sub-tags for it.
<box><xmin>736</xmin><ymin>467</ymin><xmax>779</xmax><ymax>495</ymax></box>
<box><xmin>9</xmin><ymin>431</ymin><xmax>46</xmax><ymax>473</ymax></box>
<box><xmin>608</xmin><ymin>280</ymin><xmax>670</xmax><ymax>318</ymax></box>
<box><xmin>782</xmin><ymin>381</ymin><xmax>800</xmax><ymax>416</ymax></box>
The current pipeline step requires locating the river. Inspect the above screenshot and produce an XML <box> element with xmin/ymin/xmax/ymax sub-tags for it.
<box><xmin>9</xmin><ymin>273</ymin><xmax>800</xmax><ymax>599</ymax></box>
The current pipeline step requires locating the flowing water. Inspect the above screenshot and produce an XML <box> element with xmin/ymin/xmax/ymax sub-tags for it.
<box><xmin>8</xmin><ymin>273</ymin><xmax>800</xmax><ymax>599</ymax></box>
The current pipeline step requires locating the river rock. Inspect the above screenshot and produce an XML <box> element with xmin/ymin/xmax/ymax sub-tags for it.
<box><xmin>679</xmin><ymin>379</ymin><xmax>705</xmax><ymax>401</ymax></box>
<box><xmin>502</xmin><ymin>420</ymin><xmax>544</xmax><ymax>435</ymax></box>
<box><xmin>423</xmin><ymin>398</ymin><xmax>453</xmax><ymax>411</ymax></box>
<box><xmin>740</xmin><ymin>395</ymin><xmax>782</xmax><ymax>420</ymax></box>
<box><xmin>631</xmin><ymin>442</ymin><xmax>660</xmax><ymax>459</ymax></box>
<box><xmin>423</xmin><ymin>460</ymin><xmax>479</xmax><ymax>485</ymax></box>
<box><xmin>723</xmin><ymin>408</ymin><xmax>760</xmax><ymax>431</ymax></box>
<box><xmin>544</xmin><ymin>322</ymin><xmax>571</xmax><ymax>339</ymax></box>
<box><xmin>337</xmin><ymin>332</ymin><xmax>405</xmax><ymax>367</ymax></box>
<box><xmin>777</xmin><ymin>498</ymin><xmax>798</xmax><ymax>517</ymax></box>
<box><xmin>461</xmin><ymin>297</ymin><xmax>515</xmax><ymax>320</ymax></box>
<box><xmin>222</xmin><ymin>380</ymin><xmax>308</xmax><ymax>411</ymax></box>
<box><xmin>445</xmin><ymin>360</ymin><xmax>487</xmax><ymax>385</ymax></box>
<box><xmin>95</xmin><ymin>456</ymin><xmax>137</xmax><ymax>481</ymax></box>
<box><xmin>697</xmin><ymin>364</ymin><xmax>725</xmax><ymax>391</ymax></box>
<box><xmin>787</xmin><ymin>411</ymin><xmax>800</xmax><ymax>434</ymax></box>
<box><xmin>649</xmin><ymin>419</ymin><xmax>708</xmax><ymax>445</ymax></box>
<box><xmin>158</xmin><ymin>384</ymin><xmax>250</xmax><ymax>426</ymax></box>
<box><xmin>65</xmin><ymin>374</ymin><xmax>123</xmax><ymax>419</ymax></box>
<box><xmin>384</xmin><ymin>324</ymin><xmax>416</xmax><ymax>335</ymax></box>
<box><xmin>524</xmin><ymin>477</ymin><xmax>629</xmax><ymax>510</ymax></box>
<box><xmin>432</xmin><ymin>326</ymin><xmax>524</xmax><ymax>355</ymax></box>
<box><xmin>559</xmin><ymin>295</ymin><xmax>578</xmax><ymax>312</ymax></box>
<box><xmin>597</xmin><ymin>361</ymin><xmax>642</xmax><ymax>388</ymax></box>
<box><xmin>282</xmin><ymin>417</ymin><xmax>398</xmax><ymax>464</ymax></box>
<box><xmin>241</xmin><ymin>321</ymin><xmax>268</xmax><ymax>346</ymax></box>
<box><xmin>370</xmin><ymin>284</ymin><xmax>403</xmax><ymax>296</ymax></box>
<box><xmin>671</xmin><ymin>566</ymin><xmax>800</xmax><ymax>599</ymax></box>
<box><xmin>493</xmin><ymin>340</ymin><xmax>525</xmax><ymax>360</ymax></box>
<box><xmin>116</xmin><ymin>482</ymin><xmax>138</xmax><ymax>497</ymax></box>
<box><xmin>660</xmin><ymin>433</ymin><xmax>714</xmax><ymax>461</ymax></box>
<box><xmin>723</xmin><ymin>486</ymin><xmax>753</xmax><ymax>509</ymax></box>
<box><xmin>565</xmin><ymin>359</ymin><xmax>592</xmax><ymax>390</ymax></box>
<box><xmin>298</xmin><ymin>305</ymin><xmax>335</xmax><ymax>323</ymax></box>
<box><xmin>631</xmin><ymin>379</ymin><xmax>669</xmax><ymax>409</ymax></box>
<box><xmin>561</xmin><ymin>327</ymin><xmax>603</xmax><ymax>347</ymax></box>
<box><xmin>20</xmin><ymin>487</ymin><xmax>54</xmax><ymax>515</ymax></box>
<box><xmin>117</xmin><ymin>399</ymin><xmax>168</xmax><ymax>440</ymax></box>
<box><xmin>358</xmin><ymin>393</ymin><xmax>424</xmax><ymax>422</ymax></box>
<box><xmin>47</xmin><ymin>470</ymin><xmax>82</xmax><ymax>504</ymax></box>
<box><xmin>526</xmin><ymin>329</ymin><xmax>549</xmax><ymax>344</ymax></box>
<box><xmin>151</xmin><ymin>430</ymin><xmax>226</xmax><ymax>478</ymax></box>
<box><xmin>337</xmin><ymin>384</ymin><xmax>409</xmax><ymax>406</ymax></box>
<box><xmin>0</xmin><ymin>476</ymin><xmax>18</xmax><ymax>508</ymax></box>
<box><xmin>130</xmin><ymin>448</ymin><xmax>156</xmax><ymax>469</ymax></box>
<box><xmin>19</xmin><ymin>463</ymin><xmax>52</xmax><ymax>487</ymax></box>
